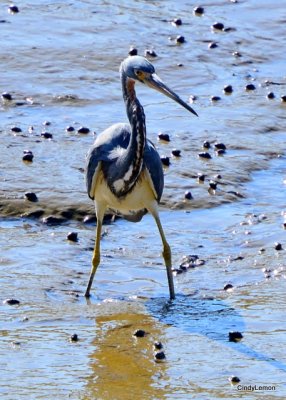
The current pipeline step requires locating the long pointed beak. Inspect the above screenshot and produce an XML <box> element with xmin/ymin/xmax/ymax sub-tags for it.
<box><xmin>144</xmin><ymin>73</ymin><xmax>198</xmax><ymax>117</ymax></box>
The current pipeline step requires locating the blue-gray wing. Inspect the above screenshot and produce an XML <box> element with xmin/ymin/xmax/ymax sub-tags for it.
<box><xmin>143</xmin><ymin>139</ymin><xmax>164</xmax><ymax>202</ymax></box>
<box><xmin>86</xmin><ymin>123</ymin><xmax>131</xmax><ymax>199</ymax></box>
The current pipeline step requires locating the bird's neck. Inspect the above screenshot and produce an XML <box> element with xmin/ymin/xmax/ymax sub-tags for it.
<box><xmin>111</xmin><ymin>76</ymin><xmax>146</xmax><ymax>197</ymax></box>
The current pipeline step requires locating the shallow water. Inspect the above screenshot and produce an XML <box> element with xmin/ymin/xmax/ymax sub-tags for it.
<box><xmin>1</xmin><ymin>0</ymin><xmax>286</xmax><ymax>399</ymax></box>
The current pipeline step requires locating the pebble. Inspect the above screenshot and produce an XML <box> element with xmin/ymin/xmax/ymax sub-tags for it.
<box><xmin>229</xmin><ymin>331</ymin><xmax>243</xmax><ymax>342</ymax></box>
<box><xmin>66</xmin><ymin>126</ymin><xmax>75</xmax><ymax>132</ymax></box>
<box><xmin>274</xmin><ymin>242</ymin><xmax>283</xmax><ymax>251</ymax></box>
<box><xmin>209</xmin><ymin>181</ymin><xmax>217</xmax><ymax>190</ymax></box>
<box><xmin>160</xmin><ymin>156</ymin><xmax>170</xmax><ymax>166</ymax></box>
<box><xmin>22</xmin><ymin>151</ymin><xmax>34</xmax><ymax>162</ymax></box>
<box><xmin>154</xmin><ymin>351</ymin><xmax>166</xmax><ymax>361</ymax></box>
<box><xmin>203</xmin><ymin>140</ymin><xmax>211</xmax><ymax>149</ymax></box>
<box><xmin>133</xmin><ymin>329</ymin><xmax>146</xmax><ymax>338</ymax></box>
<box><xmin>184</xmin><ymin>191</ymin><xmax>193</xmax><ymax>200</ymax></box>
<box><xmin>145</xmin><ymin>49</ymin><xmax>157</xmax><ymax>58</ymax></box>
<box><xmin>77</xmin><ymin>126</ymin><xmax>90</xmax><ymax>134</ymax></box>
<box><xmin>129</xmin><ymin>47</ymin><xmax>138</xmax><ymax>56</ymax></box>
<box><xmin>214</xmin><ymin>142</ymin><xmax>226</xmax><ymax>150</ymax></box>
<box><xmin>229</xmin><ymin>376</ymin><xmax>240</xmax><ymax>384</ymax></box>
<box><xmin>216</xmin><ymin>149</ymin><xmax>225</xmax><ymax>156</ymax></box>
<box><xmin>171</xmin><ymin>149</ymin><xmax>181</xmax><ymax>157</ymax></box>
<box><xmin>210</xmin><ymin>95</ymin><xmax>221</xmax><ymax>102</ymax></box>
<box><xmin>232</xmin><ymin>51</ymin><xmax>242</xmax><ymax>57</ymax></box>
<box><xmin>223</xmin><ymin>283</ymin><xmax>233</xmax><ymax>291</ymax></box>
<box><xmin>1</xmin><ymin>92</ymin><xmax>13</xmax><ymax>101</ymax></box>
<box><xmin>154</xmin><ymin>341</ymin><xmax>163</xmax><ymax>350</ymax></box>
<box><xmin>172</xmin><ymin>18</ymin><xmax>182</xmax><ymax>26</ymax></box>
<box><xmin>178</xmin><ymin>255</ymin><xmax>205</xmax><ymax>272</ymax></box>
<box><xmin>176</xmin><ymin>35</ymin><xmax>185</xmax><ymax>44</ymax></box>
<box><xmin>70</xmin><ymin>334</ymin><xmax>79</xmax><ymax>342</ymax></box>
<box><xmin>11</xmin><ymin>126</ymin><xmax>22</xmax><ymax>133</ymax></box>
<box><xmin>8</xmin><ymin>5</ymin><xmax>19</xmax><ymax>14</ymax></box>
<box><xmin>281</xmin><ymin>95</ymin><xmax>286</xmax><ymax>102</ymax></box>
<box><xmin>208</xmin><ymin>42</ymin><xmax>218</xmax><ymax>49</ymax></box>
<box><xmin>245</xmin><ymin>83</ymin><xmax>256</xmax><ymax>91</ymax></box>
<box><xmin>189</xmin><ymin>95</ymin><xmax>197</xmax><ymax>102</ymax></box>
<box><xmin>67</xmin><ymin>232</ymin><xmax>78</xmax><ymax>242</ymax></box>
<box><xmin>24</xmin><ymin>192</ymin><xmax>38</xmax><ymax>202</ymax></box>
<box><xmin>266</xmin><ymin>92</ymin><xmax>275</xmax><ymax>99</ymax></box>
<box><xmin>43</xmin><ymin>121</ymin><xmax>51</xmax><ymax>126</ymax></box>
<box><xmin>41</xmin><ymin>132</ymin><xmax>53</xmax><ymax>139</ymax></box>
<box><xmin>172</xmin><ymin>268</ymin><xmax>184</xmax><ymax>275</ymax></box>
<box><xmin>158</xmin><ymin>132</ymin><xmax>170</xmax><ymax>142</ymax></box>
<box><xmin>212</xmin><ymin>22</ymin><xmax>224</xmax><ymax>31</ymax></box>
<box><xmin>197</xmin><ymin>173</ymin><xmax>205</xmax><ymax>182</ymax></box>
<box><xmin>198</xmin><ymin>152</ymin><xmax>212</xmax><ymax>159</ymax></box>
<box><xmin>193</xmin><ymin>6</ymin><xmax>204</xmax><ymax>15</ymax></box>
<box><xmin>3</xmin><ymin>298</ymin><xmax>20</xmax><ymax>305</ymax></box>
<box><xmin>223</xmin><ymin>85</ymin><xmax>233</xmax><ymax>94</ymax></box>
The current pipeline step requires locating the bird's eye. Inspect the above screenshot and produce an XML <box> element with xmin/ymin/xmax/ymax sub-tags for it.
<box><xmin>135</xmin><ymin>70</ymin><xmax>144</xmax><ymax>78</ymax></box>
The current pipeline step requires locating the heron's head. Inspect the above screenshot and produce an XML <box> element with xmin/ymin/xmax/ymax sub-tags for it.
<box><xmin>120</xmin><ymin>55</ymin><xmax>198</xmax><ymax>116</ymax></box>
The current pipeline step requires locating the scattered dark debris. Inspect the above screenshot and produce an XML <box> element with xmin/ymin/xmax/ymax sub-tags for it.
<box><xmin>41</xmin><ymin>132</ymin><xmax>53</xmax><ymax>139</ymax></box>
<box><xmin>274</xmin><ymin>242</ymin><xmax>283</xmax><ymax>251</ymax></box>
<box><xmin>223</xmin><ymin>283</ymin><xmax>234</xmax><ymax>291</ymax></box>
<box><xmin>210</xmin><ymin>95</ymin><xmax>221</xmax><ymax>102</ymax></box>
<box><xmin>193</xmin><ymin>6</ymin><xmax>204</xmax><ymax>16</ymax></box>
<box><xmin>229</xmin><ymin>331</ymin><xmax>243</xmax><ymax>342</ymax></box>
<box><xmin>184</xmin><ymin>191</ymin><xmax>193</xmax><ymax>200</ymax></box>
<box><xmin>198</xmin><ymin>152</ymin><xmax>212</xmax><ymax>159</ymax></box>
<box><xmin>160</xmin><ymin>156</ymin><xmax>170</xmax><ymax>166</ymax></box>
<box><xmin>145</xmin><ymin>49</ymin><xmax>157</xmax><ymax>58</ymax></box>
<box><xmin>154</xmin><ymin>351</ymin><xmax>166</xmax><ymax>361</ymax></box>
<box><xmin>229</xmin><ymin>376</ymin><xmax>240</xmax><ymax>384</ymax></box>
<box><xmin>3</xmin><ymin>298</ymin><xmax>20</xmax><ymax>305</ymax></box>
<box><xmin>66</xmin><ymin>126</ymin><xmax>75</xmax><ymax>132</ymax></box>
<box><xmin>77</xmin><ymin>126</ymin><xmax>90</xmax><ymax>134</ymax></box>
<box><xmin>171</xmin><ymin>149</ymin><xmax>181</xmax><ymax>157</ymax></box>
<box><xmin>267</xmin><ymin>92</ymin><xmax>275</xmax><ymax>99</ymax></box>
<box><xmin>129</xmin><ymin>47</ymin><xmax>138</xmax><ymax>56</ymax></box>
<box><xmin>67</xmin><ymin>232</ymin><xmax>78</xmax><ymax>242</ymax></box>
<box><xmin>24</xmin><ymin>192</ymin><xmax>38</xmax><ymax>202</ymax></box>
<box><xmin>158</xmin><ymin>132</ymin><xmax>170</xmax><ymax>142</ymax></box>
<box><xmin>133</xmin><ymin>329</ymin><xmax>146</xmax><ymax>338</ymax></box>
<box><xmin>173</xmin><ymin>254</ymin><xmax>205</xmax><ymax>275</ymax></box>
<box><xmin>70</xmin><ymin>334</ymin><xmax>79</xmax><ymax>342</ymax></box>
<box><xmin>245</xmin><ymin>83</ymin><xmax>256</xmax><ymax>91</ymax></box>
<box><xmin>212</xmin><ymin>22</ymin><xmax>224</xmax><ymax>31</ymax></box>
<box><xmin>154</xmin><ymin>341</ymin><xmax>163</xmax><ymax>350</ymax></box>
<box><xmin>208</xmin><ymin>42</ymin><xmax>218</xmax><ymax>49</ymax></box>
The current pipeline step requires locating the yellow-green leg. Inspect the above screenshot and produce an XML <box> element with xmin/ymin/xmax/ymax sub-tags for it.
<box><xmin>151</xmin><ymin>209</ymin><xmax>175</xmax><ymax>300</ymax></box>
<box><xmin>85</xmin><ymin>205</ymin><xmax>105</xmax><ymax>297</ymax></box>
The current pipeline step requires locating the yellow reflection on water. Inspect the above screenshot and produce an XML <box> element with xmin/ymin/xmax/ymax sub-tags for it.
<box><xmin>83</xmin><ymin>307</ymin><xmax>168</xmax><ymax>400</ymax></box>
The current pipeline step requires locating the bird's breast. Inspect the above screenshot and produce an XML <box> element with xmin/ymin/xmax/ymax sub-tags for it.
<box><xmin>93</xmin><ymin>168</ymin><xmax>157</xmax><ymax>213</ymax></box>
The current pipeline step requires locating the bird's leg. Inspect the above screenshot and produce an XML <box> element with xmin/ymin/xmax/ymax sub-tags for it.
<box><xmin>149</xmin><ymin>207</ymin><xmax>175</xmax><ymax>300</ymax></box>
<box><xmin>85</xmin><ymin>205</ymin><xmax>105</xmax><ymax>298</ymax></box>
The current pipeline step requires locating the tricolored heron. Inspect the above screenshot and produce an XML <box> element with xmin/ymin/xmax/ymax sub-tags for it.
<box><xmin>85</xmin><ymin>56</ymin><xmax>197</xmax><ymax>299</ymax></box>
